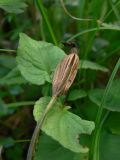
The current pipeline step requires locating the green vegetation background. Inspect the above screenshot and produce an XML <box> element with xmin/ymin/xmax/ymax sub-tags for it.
<box><xmin>0</xmin><ymin>0</ymin><xmax>120</xmax><ymax>160</ymax></box>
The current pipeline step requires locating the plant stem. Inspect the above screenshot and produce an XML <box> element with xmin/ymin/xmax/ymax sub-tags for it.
<box><xmin>0</xmin><ymin>49</ymin><xmax>16</xmax><ymax>53</ymax></box>
<box><xmin>90</xmin><ymin>58</ymin><xmax>120</xmax><ymax>160</ymax></box>
<box><xmin>60</xmin><ymin>0</ymin><xmax>92</xmax><ymax>21</ymax></box>
<box><xmin>103</xmin><ymin>0</ymin><xmax>120</xmax><ymax>21</ymax></box>
<box><xmin>15</xmin><ymin>139</ymin><xmax>30</xmax><ymax>143</ymax></box>
<box><xmin>35</xmin><ymin>0</ymin><xmax>58</xmax><ymax>45</ymax></box>
<box><xmin>7</xmin><ymin>101</ymin><xmax>35</xmax><ymax>108</ymax></box>
<box><xmin>67</xmin><ymin>26</ymin><xmax>120</xmax><ymax>42</ymax></box>
<box><xmin>27</xmin><ymin>96</ymin><xmax>57</xmax><ymax>160</ymax></box>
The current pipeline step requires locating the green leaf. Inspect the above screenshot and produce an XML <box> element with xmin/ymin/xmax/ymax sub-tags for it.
<box><xmin>16</xmin><ymin>33</ymin><xmax>65</xmax><ymax>85</ymax></box>
<box><xmin>88</xmin><ymin>78</ymin><xmax>120</xmax><ymax>111</ymax></box>
<box><xmin>33</xmin><ymin>97</ymin><xmax>95</xmax><ymax>153</ymax></box>
<box><xmin>81</xmin><ymin>100</ymin><xmax>98</xmax><ymax>121</ymax></box>
<box><xmin>105</xmin><ymin>112</ymin><xmax>120</xmax><ymax>135</ymax></box>
<box><xmin>100</xmin><ymin>131</ymin><xmax>120</xmax><ymax>160</ymax></box>
<box><xmin>35</xmin><ymin>133</ymin><xmax>74</xmax><ymax>160</ymax></box>
<box><xmin>80</xmin><ymin>60</ymin><xmax>109</xmax><ymax>72</ymax></box>
<box><xmin>0</xmin><ymin>67</ymin><xmax>26</xmax><ymax>85</ymax></box>
<box><xmin>35</xmin><ymin>133</ymin><xmax>88</xmax><ymax>160</ymax></box>
<box><xmin>0</xmin><ymin>0</ymin><xmax>27</xmax><ymax>13</ymax></box>
<box><xmin>68</xmin><ymin>89</ymin><xmax>87</xmax><ymax>101</ymax></box>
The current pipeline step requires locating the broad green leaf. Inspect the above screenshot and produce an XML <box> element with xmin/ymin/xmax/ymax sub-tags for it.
<box><xmin>0</xmin><ymin>0</ymin><xmax>27</xmax><ymax>13</ymax></box>
<box><xmin>88</xmin><ymin>78</ymin><xmax>120</xmax><ymax>111</ymax></box>
<box><xmin>80</xmin><ymin>60</ymin><xmax>108</xmax><ymax>72</ymax></box>
<box><xmin>35</xmin><ymin>134</ymin><xmax>75</xmax><ymax>160</ymax></box>
<box><xmin>16</xmin><ymin>33</ymin><xmax>65</xmax><ymax>85</ymax></box>
<box><xmin>100</xmin><ymin>131</ymin><xmax>120</xmax><ymax>160</ymax></box>
<box><xmin>0</xmin><ymin>67</ymin><xmax>26</xmax><ymax>85</ymax></box>
<box><xmin>35</xmin><ymin>133</ymin><xmax>88</xmax><ymax>160</ymax></box>
<box><xmin>33</xmin><ymin>97</ymin><xmax>95</xmax><ymax>153</ymax></box>
<box><xmin>105</xmin><ymin>112</ymin><xmax>120</xmax><ymax>135</ymax></box>
<box><xmin>81</xmin><ymin>100</ymin><xmax>98</xmax><ymax>121</ymax></box>
<box><xmin>68</xmin><ymin>89</ymin><xmax>87</xmax><ymax>101</ymax></box>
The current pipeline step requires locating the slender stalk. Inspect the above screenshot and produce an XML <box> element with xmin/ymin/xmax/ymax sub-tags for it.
<box><xmin>15</xmin><ymin>139</ymin><xmax>30</xmax><ymax>143</ymax></box>
<box><xmin>7</xmin><ymin>101</ymin><xmax>35</xmax><ymax>108</ymax></box>
<box><xmin>0</xmin><ymin>49</ymin><xmax>16</xmax><ymax>53</ymax></box>
<box><xmin>90</xmin><ymin>58</ymin><xmax>120</xmax><ymax>160</ymax></box>
<box><xmin>35</xmin><ymin>0</ymin><xmax>58</xmax><ymax>45</ymax></box>
<box><xmin>27</xmin><ymin>96</ymin><xmax>57</xmax><ymax>160</ymax></box>
<box><xmin>96</xmin><ymin>58</ymin><xmax>120</xmax><ymax>128</ymax></box>
<box><xmin>60</xmin><ymin>0</ymin><xmax>92</xmax><ymax>21</ymax></box>
<box><xmin>40</xmin><ymin>18</ymin><xmax>46</xmax><ymax>41</ymax></box>
<box><xmin>67</xmin><ymin>26</ymin><xmax>120</xmax><ymax>42</ymax></box>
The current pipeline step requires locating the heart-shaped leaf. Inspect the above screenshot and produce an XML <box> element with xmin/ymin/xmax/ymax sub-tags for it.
<box><xmin>33</xmin><ymin>97</ymin><xmax>95</xmax><ymax>153</ymax></box>
<box><xmin>16</xmin><ymin>33</ymin><xmax>65</xmax><ymax>85</ymax></box>
<box><xmin>105</xmin><ymin>112</ymin><xmax>120</xmax><ymax>135</ymax></box>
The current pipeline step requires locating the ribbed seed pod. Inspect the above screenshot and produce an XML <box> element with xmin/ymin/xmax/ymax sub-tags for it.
<box><xmin>52</xmin><ymin>48</ymin><xmax>79</xmax><ymax>96</ymax></box>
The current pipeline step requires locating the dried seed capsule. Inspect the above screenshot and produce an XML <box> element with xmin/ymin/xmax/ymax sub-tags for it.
<box><xmin>52</xmin><ymin>48</ymin><xmax>79</xmax><ymax>96</ymax></box>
